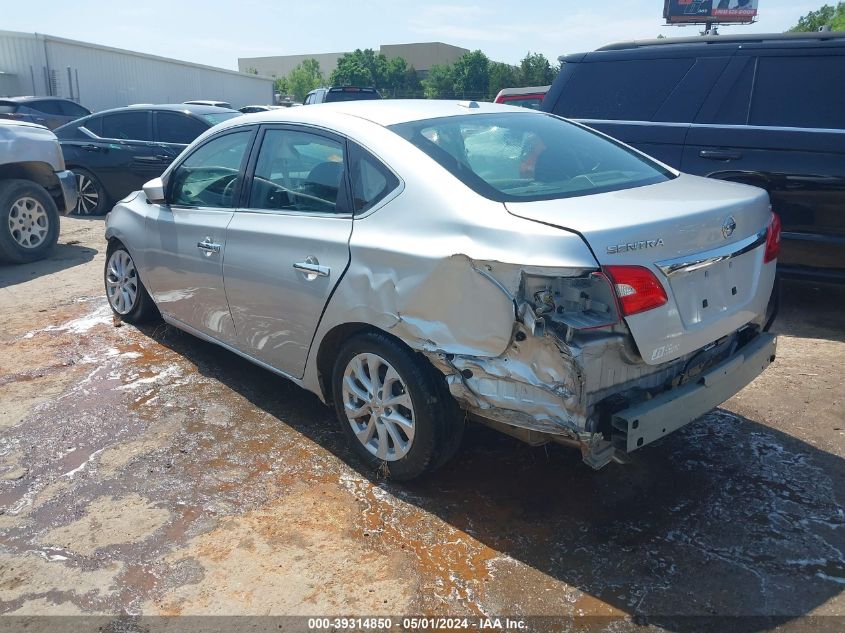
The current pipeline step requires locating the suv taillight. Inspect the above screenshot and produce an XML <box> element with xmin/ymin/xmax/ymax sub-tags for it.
<box><xmin>604</xmin><ymin>265</ymin><xmax>668</xmax><ymax>317</ymax></box>
<box><xmin>764</xmin><ymin>212</ymin><xmax>781</xmax><ymax>264</ymax></box>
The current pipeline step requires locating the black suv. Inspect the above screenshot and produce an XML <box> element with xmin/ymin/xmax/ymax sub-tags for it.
<box><xmin>55</xmin><ymin>104</ymin><xmax>240</xmax><ymax>215</ymax></box>
<box><xmin>303</xmin><ymin>87</ymin><xmax>381</xmax><ymax>105</ymax></box>
<box><xmin>543</xmin><ymin>32</ymin><xmax>845</xmax><ymax>283</ymax></box>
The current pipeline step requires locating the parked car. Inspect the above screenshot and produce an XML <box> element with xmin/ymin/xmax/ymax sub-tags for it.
<box><xmin>543</xmin><ymin>31</ymin><xmax>845</xmax><ymax>283</ymax></box>
<box><xmin>184</xmin><ymin>100</ymin><xmax>232</xmax><ymax>109</ymax></box>
<box><xmin>0</xmin><ymin>120</ymin><xmax>78</xmax><ymax>263</ymax></box>
<box><xmin>103</xmin><ymin>100</ymin><xmax>779</xmax><ymax>480</ymax></box>
<box><xmin>0</xmin><ymin>97</ymin><xmax>91</xmax><ymax>130</ymax></box>
<box><xmin>494</xmin><ymin>85</ymin><xmax>550</xmax><ymax>110</ymax></box>
<box><xmin>55</xmin><ymin>104</ymin><xmax>241</xmax><ymax>215</ymax></box>
<box><xmin>239</xmin><ymin>105</ymin><xmax>285</xmax><ymax>113</ymax></box>
<box><xmin>303</xmin><ymin>87</ymin><xmax>381</xmax><ymax>105</ymax></box>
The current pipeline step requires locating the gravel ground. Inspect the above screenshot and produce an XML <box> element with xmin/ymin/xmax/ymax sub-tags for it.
<box><xmin>0</xmin><ymin>216</ymin><xmax>843</xmax><ymax>632</ymax></box>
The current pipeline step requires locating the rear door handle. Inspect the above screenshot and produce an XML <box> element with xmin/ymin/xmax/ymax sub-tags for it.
<box><xmin>135</xmin><ymin>155</ymin><xmax>162</xmax><ymax>163</ymax></box>
<box><xmin>699</xmin><ymin>149</ymin><xmax>743</xmax><ymax>161</ymax></box>
<box><xmin>80</xmin><ymin>144</ymin><xmax>100</xmax><ymax>152</ymax></box>
<box><xmin>293</xmin><ymin>259</ymin><xmax>330</xmax><ymax>278</ymax></box>
<box><xmin>197</xmin><ymin>239</ymin><xmax>222</xmax><ymax>255</ymax></box>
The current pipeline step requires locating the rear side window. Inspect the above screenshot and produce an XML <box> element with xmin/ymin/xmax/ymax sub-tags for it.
<box><xmin>27</xmin><ymin>100</ymin><xmax>64</xmax><ymax>115</ymax></box>
<box><xmin>750</xmin><ymin>56</ymin><xmax>845</xmax><ymax>129</ymax></box>
<box><xmin>156</xmin><ymin>112</ymin><xmax>208</xmax><ymax>144</ymax></box>
<box><xmin>82</xmin><ymin>115</ymin><xmax>102</xmax><ymax>136</ymax></box>
<box><xmin>712</xmin><ymin>58</ymin><xmax>756</xmax><ymax>125</ymax></box>
<box><xmin>101</xmin><ymin>111</ymin><xmax>153</xmax><ymax>141</ymax></box>
<box><xmin>349</xmin><ymin>144</ymin><xmax>399</xmax><ymax>214</ymax></box>
<box><xmin>554</xmin><ymin>58</ymin><xmax>694</xmax><ymax>121</ymax></box>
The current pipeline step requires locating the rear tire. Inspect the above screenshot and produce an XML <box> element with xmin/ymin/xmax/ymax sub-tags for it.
<box><xmin>104</xmin><ymin>241</ymin><xmax>158</xmax><ymax>323</ymax></box>
<box><xmin>73</xmin><ymin>168</ymin><xmax>109</xmax><ymax>216</ymax></box>
<box><xmin>0</xmin><ymin>179</ymin><xmax>60</xmax><ymax>264</ymax></box>
<box><xmin>331</xmin><ymin>332</ymin><xmax>464</xmax><ymax>481</ymax></box>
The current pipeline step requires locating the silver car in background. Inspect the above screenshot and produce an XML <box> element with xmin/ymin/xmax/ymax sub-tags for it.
<box><xmin>103</xmin><ymin>101</ymin><xmax>780</xmax><ymax>480</ymax></box>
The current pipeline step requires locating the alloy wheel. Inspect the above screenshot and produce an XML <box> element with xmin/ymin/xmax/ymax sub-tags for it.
<box><xmin>105</xmin><ymin>249</ymin><xmax>138</xmax><ymax>315</ymax></box>
<box><xmin>8</xmin><ymin>196</ymin><xmax>49</xmax><ymax>248</ymax></box>
<box><xmin>76</xmin><ymin>173</ymin><xmax>100</xmax><ymax>215</ymax></box>
<box><xmin>341</xmin><ymin>353</ymin><xmax>416</xmax><ymax>461</ymax></box>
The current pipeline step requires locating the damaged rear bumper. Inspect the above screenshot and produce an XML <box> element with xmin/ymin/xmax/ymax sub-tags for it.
<box><xmin>610</xmin><ymin>332</ymin><xmax>777</xmax><ymax>453</ymax></box>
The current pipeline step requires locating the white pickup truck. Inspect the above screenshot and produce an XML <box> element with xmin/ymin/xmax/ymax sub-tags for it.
<box><xmin>0</xmin><ymin>120</ymin><xmax>78</xmax><ymax>263</ymax></box>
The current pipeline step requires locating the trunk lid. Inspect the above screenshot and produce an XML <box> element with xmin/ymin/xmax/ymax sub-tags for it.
<box><xmin>506</xmin><ymin>174</ymin><xmax>776</xmax><ymax>365</ymax></box>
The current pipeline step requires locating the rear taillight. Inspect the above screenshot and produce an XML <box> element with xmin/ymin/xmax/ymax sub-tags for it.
<box><xmin>604</xmin><ymin>265</ymin><xmax>668</xmax><ymax>317</ymax></box>
<box><xmin>764</xmin><ymin>211</ymin><xmax>781</xmax><ymax>263</ymax></box>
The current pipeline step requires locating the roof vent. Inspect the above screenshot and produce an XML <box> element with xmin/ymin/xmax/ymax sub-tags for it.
<box><xmin>457</xmin><ymin>100</ymin><xmax>480</xmax><ymax>109</ymax></box>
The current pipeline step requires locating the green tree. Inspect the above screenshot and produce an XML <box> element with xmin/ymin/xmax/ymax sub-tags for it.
<box><xmin>285</xmin><ymin>59</ymin><xmax>324</xmax><ymax>102</ymax></box>
<box><xmin>450</xmin><ymin>50</ymin><xmax>490</xmax><ymax>98</ymax></box>
<box><xmin>519</xmin><ymin>52</ymin><xmax>555</xmax><ymax>86</ymax></box>
<box><xmin>332</xmin><ymin>49</ymin><xmax>389</xmax><ymax>88</ymax></box>
<box><xmin>789</xmin><ymin>3</ymin><xmax>845</xmax><ymax>31</ymax></box>
<box><xmin>488</xmin><ymin>61</ymin><xmax>520</xmax><ymax>99</ymax></box>
<box><xmin>421</xmin><ymin>63</ymin><xmax>454</xmax><ymax>99</ymax></box>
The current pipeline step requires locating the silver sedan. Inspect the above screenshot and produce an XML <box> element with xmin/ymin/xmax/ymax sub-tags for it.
<box><xmin>104</xmin><ymin>100</ymin><xmax>779</xmax><ymax>480</ymax></box>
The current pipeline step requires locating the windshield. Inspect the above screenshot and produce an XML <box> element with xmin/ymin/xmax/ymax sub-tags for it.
<box><xmin>202</xmin><ymin>112</ymin><xmax>242</xmax><ymax>126</ymax></box>
<box><xmin>389</xmin><ymin>112</ymin><xmax>674</xmax><ymax>202</ymax></box>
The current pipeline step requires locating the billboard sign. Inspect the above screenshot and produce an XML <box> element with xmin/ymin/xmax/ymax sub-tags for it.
<box><xmin>664</xmin><ymin>1</ymin><xmax>759</xmax><ymax>24</ymax></box>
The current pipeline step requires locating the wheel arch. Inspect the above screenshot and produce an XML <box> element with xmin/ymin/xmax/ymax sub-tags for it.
<box><xmin>0</xmin><ymin>162</ymin><xmax>62</xmax><ymax>208</ymax></box>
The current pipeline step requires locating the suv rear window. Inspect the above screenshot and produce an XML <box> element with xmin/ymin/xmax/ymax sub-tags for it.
<box><xmin>554</xmin><ymin>58</ymin><xmax>694</xmax><ymax>121</ymax></box>
<box><xmin>390</xmin><ymin>112</ymin><xmax>673</xmax><ymax>203</ymax></box>
<box><xmin>324</xmin><ymin>88</ymin><xmax>381</xmax><ymax>103</ymax></box>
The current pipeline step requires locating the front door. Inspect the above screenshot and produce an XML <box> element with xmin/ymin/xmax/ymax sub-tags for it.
<box><xmin>223</xmin><ymin>126</ymin><xmax>353</xmax><ymax>378</ymax></box>
<box><xmin>143</xmin><ymin>128</ymin><xmax>256</xmax><ymax>342</ymax></box>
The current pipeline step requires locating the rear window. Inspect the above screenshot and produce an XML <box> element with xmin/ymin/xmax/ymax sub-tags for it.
<box><xmin>390</xmin><ymin>112</ymin><xmax>673</xmax><ymax>203</ymax></box>
<box><xmin>157</xmin><ymin>112</ymin><xmax>208</xmax><ymax>144</ymax></box>
<box><xmin>499</xmin><ymin>96</ymin><xmax>544</xmax><ymax>110</ymax></box>
<box><xmin>324</xmin><ymin>88</ymin><xmax>381</xmax><ymax>103</ymax></box>
<box><xmin>554</xmin><ymin>58</ymin><xmax>694</xmax><ymax>121</ymax></box>
<box><xmin>0</xmin><ymin>102</ymin><xmax>19</xmax><ymax>114</ymax></box>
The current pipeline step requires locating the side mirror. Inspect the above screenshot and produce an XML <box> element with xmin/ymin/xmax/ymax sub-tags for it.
<box><xmin>143</xmin><ymin>177</ymin><xmax>166</xmax><ymax>204</ymax></box>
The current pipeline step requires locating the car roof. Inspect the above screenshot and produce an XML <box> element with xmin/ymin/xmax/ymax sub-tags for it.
<box><xmin>218</xmin><ymin>99</ymin><xmax>531</xmax><ymax>130</ymax></box>
<box><xmin>93</xmin><ymin>103</ymin><xmax>239</xmax><ymax>116</ymax></box>
<box><xmin>0</xmin><ymin>96</ymin><xmax>77</xmax><ymax>103</ymax></box>
<box><xmin>583</xmin><ymin>31</ymin><xmax>845</xmax><ymax>56</ymax></box>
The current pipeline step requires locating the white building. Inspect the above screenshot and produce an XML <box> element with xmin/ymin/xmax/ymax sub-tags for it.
<box><xmin>0</xmin><ymin>30</ymin><xmax>274</xmax><ymax>112</ymax></box>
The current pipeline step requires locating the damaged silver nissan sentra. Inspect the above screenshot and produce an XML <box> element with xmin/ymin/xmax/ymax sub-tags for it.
<box><xmin>104</xmin><ymin>100</ymin><xmax>779</xmax><ymax>480</ymax></box>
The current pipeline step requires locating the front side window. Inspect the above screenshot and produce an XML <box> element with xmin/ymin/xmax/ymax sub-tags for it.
<box><xmin>390</xmin><ymin>112</ymin><xmax>673</xmax><ymax>202</ymax></box>
<box><xmin>100</xmin><ymin>111</ymin><xmax>153</xmax><ymax>141</ymax></box>
<box><xmin>248</xmin><ymin>129</ymin><xmax>346</xmax><ymax>214</ymax></box>
<box><xmin>60</xmin><ymin>101</ymin><xmax>91</xmax><ymax>118</ymax></box>
<box><xmin>28</xmin><ymin>100</ymin><xmax>65</xmax><ymax>115</ymax></box>
<box><xmin>170</xmin><ymin>130</ymin><xmax>252</xmax><ymax>208</ymax></box>
<box><xmin>157</xmin><ymin>112</ymin><xmax>208</xmax><ymax>144</ymax></box>
<box><xmin>750</xmin><ymin>55</ymin><xmax>845</xmax><ymax>129</ymax></box>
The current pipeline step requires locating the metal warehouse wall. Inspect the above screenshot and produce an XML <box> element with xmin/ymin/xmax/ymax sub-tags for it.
<box><xmin>0</xmin><ymin>30</ymin><xmax>274</xmax><ymax>111</ymax></box>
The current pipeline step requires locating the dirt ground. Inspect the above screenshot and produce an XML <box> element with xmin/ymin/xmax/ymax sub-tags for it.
<box><xmin>0</xmin><ymin>216</ymin><xmax>843</xmax><ymax>632</ymax></box>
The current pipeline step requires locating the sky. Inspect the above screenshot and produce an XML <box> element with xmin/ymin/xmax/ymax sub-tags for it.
<box><xmin>1</xmin><ymin>0</ymin><xmax>826</xmax><ymax>71</ymax></box>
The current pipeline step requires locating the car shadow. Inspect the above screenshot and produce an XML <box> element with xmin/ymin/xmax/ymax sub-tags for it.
<box><xmin>775</xmin><ymin>278</ymin><xmax>845</xmax><ymax>343</ymax></box>
<box><xmin>0</xmin><ymin>242</ymin><xmax>98</xmax><ymax>289</ymax></box>
<box><xmin>141</xmin><ymin>322</ymin><xmax>845</xmax><ymax>631</ymax></box>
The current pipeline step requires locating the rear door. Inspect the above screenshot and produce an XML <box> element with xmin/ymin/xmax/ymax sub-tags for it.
<box><xmin>684</xmin><ymin>48</ymin><xmax>845</xmax><ymax>279</ymax></box>
<box><xmin>547</xmin><ymin>53</ymin><xmax>730</xmax><ymax>167</ymax></box>
<box><xmin>88</xmin><ymin>110</ymin><xmax>159</xmax><ymax>199</ymax></box>
<box><xmin>143</xmin><ymin>127</ymin><xmax>255</xmax><ymax>342</ymax></box>
<box><xmin>223</xmin><ymin>125</ymin><xmax>353</xmax><ymax>378</ymax></box>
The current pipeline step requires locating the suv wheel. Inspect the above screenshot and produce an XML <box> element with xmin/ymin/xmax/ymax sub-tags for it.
<box><xmin>74</xmin><ymin>169</ymin><xmax>109</xmax><ymax>216</ymax></box>
<box><xmin>332</xmin><ymin>332</ymin><xmax>464</xmax><ymax>481</ymax></box>
<box><xmin>0</xmin><ymin>179</ymin><xmax>60</xmax><ymax>264</ymax></box>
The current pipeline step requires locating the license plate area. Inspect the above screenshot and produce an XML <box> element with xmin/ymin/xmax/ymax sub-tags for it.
<box><xmin>667</xmin><ymin>250</ymin><xmax>758</xmax><ymax>327</ymax></box>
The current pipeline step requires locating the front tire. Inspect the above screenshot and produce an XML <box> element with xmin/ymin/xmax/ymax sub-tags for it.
<box><xmin>104</xmin><ymin>241</ymin><xmax>158</xmax><ymax>323</ymax></box>
<box><xmin>0</xmin><ymin>179</ymin><xmax>60</xmax><ymax>264</ymax></box>
<box><xmin>332</xmin><ymin>332</ymin><xmax>463</xmax><ymax>481</ymax></box>
<box><xmin>73</xmin><ymin>169</ymin><xmax>109</xmax><ymax>216</ymax></box>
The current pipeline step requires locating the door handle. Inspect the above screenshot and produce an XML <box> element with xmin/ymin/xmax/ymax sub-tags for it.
<box><xmin>699</xmin><ymin>149</ymin><xmax>743</xmax><ymax>161</ymax></box>
<box><xmin>80</xmin><ymin>144</ymin><xmax>100</xmax><ymax>152</ymax></box>
<box><xmin>293</xmin><ymin>258</ymin><xmax>330</xmax><ymax>278</ymax></box>
<box><xmin>135</xmin><ymin>155</ymin><xmax>162</xmax><ymax>163</ymax></box>
<box><xmin>197</xmin><ymin>238</ymin><xmax>222</xmax><ymax>256</ymax></box>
